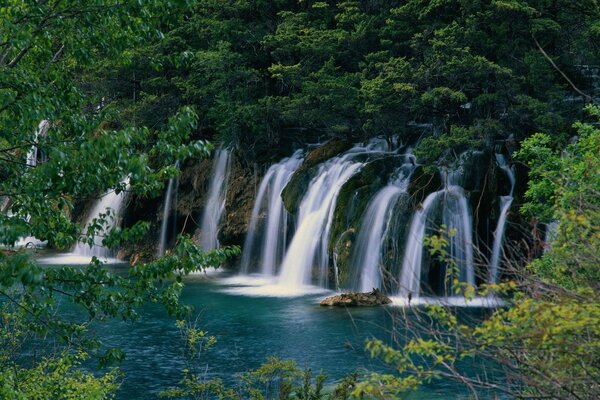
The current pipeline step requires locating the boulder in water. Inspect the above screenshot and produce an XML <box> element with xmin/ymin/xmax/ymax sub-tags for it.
<box><xmin>320</xmin><ymin>289</ymin><xmax>392</xmax><ymax>307</ymax></box>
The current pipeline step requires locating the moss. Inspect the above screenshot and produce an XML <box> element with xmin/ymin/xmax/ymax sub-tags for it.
<box><xmin>408</xmin><ymin>166</ymin><xmax>442</xmax><ymax>204</ymax></box>
<box><xmin>334</xmin><ymin>229</ymin><xmax>355</xmax><ymax>289</ymax></box>
<box><xmin>220</xmin><ymin>157</ymin><xmax>257</xmax><ymax>246</ymax></box>
<box><xmin>328</xmin><ymin>155</ymin><xmax>405</xmax><ymax>281</ymax></box>
<box><xmin>281</xmin><ymin>139</ymin><xmax>353</xmax><ymax>213</ymax></box>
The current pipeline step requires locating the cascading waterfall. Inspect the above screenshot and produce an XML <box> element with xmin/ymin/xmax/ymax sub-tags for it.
<box><xmin>277</xmin><ymin>144</ymin><xmax>384</xmax><ymax>288</ymax></box>
<box><xmin>158</xmin><ymin>160</ymin><xmax>180</xmax><ymax>256</ymax></box>
<box><xmin>10</xmin><ymin>121</ymin><xmax>51</xmax><ymax>248</ymax></box>
<box><xmin>443</xmin><ymin>184</ymin><xmax>475</xmax><ymax>286</ymax></box>
<box><xmin>398</xmin><ymin>167</ymin><xmax>475</xmax><ymax>298</ymax></box>
<box><xmin>544</xmin><ymin>220</ymin><xmax>559</xmax><ymax>252</ymax></box>
<box><xmin>352</xmin><ymin>155</ymin><xmax>415</xmax><ymax>292</ymax></box>
<box><xmin>26</xmin><ymin>120</ymin><xmax>49</xmax><ymax>167</ymax></box>
<box><xmin>489</xmin><ymin>154</ymin><xmax>515</xmax><ymax>283</ymax></box>
<box><xmin>398</xmin><ymin>191</ymin><xmax>443</xmax><ymax>298</ymax></box>
<box><xmin>199</xmin><ymin>147</ymin><xmax>231</xmax><ymax>250</ymax></box>
<box><xmin>240</xmin><ymin>151</ymin><xmax>303</xmax><ymax>275</ymax></box>
<box><xmin>73</xmin><ymin>180</ymin><xmax>130</xmax><ymax>260</ymax></box>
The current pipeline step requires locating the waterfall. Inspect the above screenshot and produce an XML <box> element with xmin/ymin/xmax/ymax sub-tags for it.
<box><xmin>199</xmin><ymin>147</ymin><xmax>231</xmax><ymax>250</ymax></box>
<box><xmin>398</xmin><ymin>191</ymin><xmax>443</xmax><ymax>298</ymax></box>
<box><xmin>158</xmin><ymin>161</ymin><xmax>180</xmax><ymax>256</ymax></box>
<box><xmin>352</xmin><ymin>157</ymin><xmax>415</xmax><ymax>292</ymax></box>
<box><xmin>8</xmin><ymin>121</ymin><xmax>51</xmax><ymax>249</ymax></box>
<box><xmin>544</xmin><ymin>220</ymin><xmax>559</xmax><ymax>252</ymax></box>
<box><xmin>398</xmin><ymin>166</ymin><xmax>475</xmax><ymax>298</ymax></box>
<box><xmin>443</xmin><ymin>185</ymin><xmax>475</xmax><ymax>286</ymax></box>
<box><xmin>277</xmin><ymin>144</ymin><xmax>380</xmax><ymax>288</ymax></box>
<box><xmin>73</xmin><ymin>180</ymin><xmax>130</xmax><ymax>260</ymax></box>
<box><xmin>489</xmin><ymin>154</ymin><xmax>515</xmax><ymax>283</ymax></box>
<box><xmin>240</xmin><ymin>150</ymin><xmax>303</xmax><ymax>275</ymax></box>
<box><xmin>26</xmin><ymin>120</ymin><xmax>49</xmax><ymax>168</ymax></box>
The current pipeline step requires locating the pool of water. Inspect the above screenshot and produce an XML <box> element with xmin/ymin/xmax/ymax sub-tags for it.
<box><xmin>80</xmin><ymin>275</ymin><xmax>499</xmax><ymax>399</ymax></box>
<box><xmin>34</xmin><ymin>257</ymin><xmax>503</xmax><ymax>399</ymax></box>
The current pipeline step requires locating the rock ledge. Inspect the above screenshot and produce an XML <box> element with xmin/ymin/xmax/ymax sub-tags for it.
<box><xmin>320</xmin><ymin>289</ymin><xmax>392</xmax><ymax>307</ymax></box>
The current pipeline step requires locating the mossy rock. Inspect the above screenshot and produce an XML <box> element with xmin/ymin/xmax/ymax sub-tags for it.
<box><xmin>458</xmin><ymin>150</ymin><xmax>491</xmax><ymax>192</ymax></box>
<box><xmin>328</xmin><ymin>155</ymin><xmax>406</xmax><ymax>282</ymax></box>
<box><xmin>333</xmin><ymin>229</ymin><xmax>355</xmax><ymax>288</ymax></box>
<box><xmin>281</xmin><ymin>139</ymin><xmax>353</xmax><ymax>213</ymax></box>
<box><xmin>408</xmin><ymin>166</ymin><xmax>442</xmax><ymax>204</ymax></box>
<box><xmin>220</xmin><ymin>156</ymin><xmax>257</xmax><ymax>246</ymax></box>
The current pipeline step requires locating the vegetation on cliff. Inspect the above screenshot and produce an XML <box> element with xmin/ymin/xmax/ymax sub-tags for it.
<box><xmin>86</xmin><ymin>0</ymin><xmax>598</xmax><ymax>166</ymax></box>
<box><xmin>1</xmin><ymin>0</ymin><xmax>600</xmax><ymax>399</ymax></box>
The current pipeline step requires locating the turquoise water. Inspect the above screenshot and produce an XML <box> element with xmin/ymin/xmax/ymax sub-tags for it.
<box><xmin>32</xmin><ymin>258</ymin><xmax>502</xmax><ymax>399</ymax></box>
<box><xmin>76</xmin><ymin>270</ymin><xmax>499</xmax><ymax>399</ymax></box>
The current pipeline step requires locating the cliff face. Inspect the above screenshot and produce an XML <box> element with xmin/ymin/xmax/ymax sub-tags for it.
<box><xmin>219</xmin><ymin>158</ymin><xmax>257</xmax><ymax>246</ymax></box>
<box><xmin>120</xmin><ymin>138</ymin><xmax>531</xmax><ymax>292</ymax></box>
<box><xmin>281</xmin><ymin>139</ymin><xmax>353</xmax><ymax>213</ymax></box>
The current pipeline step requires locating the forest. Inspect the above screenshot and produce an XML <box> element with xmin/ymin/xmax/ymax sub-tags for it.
<box><xmin>1</xmin><ymin>0</ymin><xmax>599</xmax><ymax>399</ymax></box>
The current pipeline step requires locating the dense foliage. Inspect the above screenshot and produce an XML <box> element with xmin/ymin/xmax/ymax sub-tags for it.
<box><xmin>2</xmin><ymin>0</ymin><xmax>600</xmax><ymax>399</ymax></box>
<box><xmin>89</xmin><ymin>0</ymin><xmax>599</xmax><ymax>164</ymax></box>
<box><xmin>1</xmin><ymin>1</ymin><xmax>239</xmax><ymax>398</ymax></box>
<box><xmin>356</xmin><ymin>106</ymin><xmax>600</xmax><ymax>399</ymax></box>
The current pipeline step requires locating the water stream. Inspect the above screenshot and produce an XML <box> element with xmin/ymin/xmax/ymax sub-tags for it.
<box><xmin>351</xmin><ymin>155</ymin><xmax>415</xmax><ymax>292</ymax></box>
<box><xmin>158</xmin><ymin>161</ymin><xmax>180</xmax><ymax>256</ymax></box>
<box><xmin>277</xmin><ymin>143</ymin><xmax>388</xmax><ymax>289</ymax></box>
<box><xmin>398</xmin><ymin>166</ymin><xmax>475</xmax><ymax>299</ymax></box>
<box><xmin>71</xmin><ymin>180</ymin><xmax>130</xmax><ymax>260</ymax></box>
<box><xmin>489</xmin><ymin>154</ymin><xmax>515</xmax><ymax>283</ymax></box>
<box><xmin>199</xmin><ymin>147</ymin><xmax>232</xmax><ymax>250</ymax></box>
<box><xmin>240</xmin><ymin>150</ymin><xmax>303</xmax><ymax>275</ymax></box>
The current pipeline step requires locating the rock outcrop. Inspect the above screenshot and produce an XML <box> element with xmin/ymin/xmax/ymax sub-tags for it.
<box><xmin>282</xmin><ymin>139</ymin><xmax>352</xmax><ymax>213</ymax></box>
<box><xmin>320</xmin><ymin>289</ymin><xmax>392</xmax><ymax>307</ymax></box>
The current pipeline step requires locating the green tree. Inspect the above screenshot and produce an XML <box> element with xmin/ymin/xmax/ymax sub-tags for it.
<box><xmin>1</xmin><ymin>1</ymin><xmax>240</xmax><ymax>398</ymax></box>
<box><xmin>354</xmin><ymin>106</ymin><xmax>600</xmax><ymax>399</ymax></box>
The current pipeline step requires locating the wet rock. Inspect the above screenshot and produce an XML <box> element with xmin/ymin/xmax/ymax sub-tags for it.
<box><xmin>220</xmin><ymin>157</ymin><xmax>257</xmax><ymax>246</ymax></box>
<box><xmin>177</xmin><ymin>157</ymin><xmax>214</xmax><ymax>215</ymax></box>
<box><xmin>408</xmin><ymin>165</ymin><xmax>442</xmax><ymax>204</ymax></box>
<box><xmin>328</xmin><ymin>155</ymin><xmax>405</xmax><ymax>283</ymax></box>
<box><xmin>282</xmin><ymin>139</ymin><xmax>353</xmax><ymax>213</ymax></box>
<box><xmin>320</xmin><ymin>289</ymin><xmax>392</xmax><ymax>307</ymax></box>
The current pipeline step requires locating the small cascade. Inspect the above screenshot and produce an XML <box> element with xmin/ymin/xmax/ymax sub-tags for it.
<box><xmin>73</xmin><ymin>180</ymin><xmax>130</xmax><ymax>260</ymax></box>
<box><xmin>443</xmin><ymin>184</ymin><xmax>475</xmax><ymax>286</ymax></box>
<box><xmin>398</xmin><ymin>191</ymin><xmax>443</xmax><ymax>298</ymax></box>
<box><xmin>7</xmin><ymin>121</ymin><xmax>51</xmax><ymax>249</ymax></box>
<box><xmin>158</xmin><ymin>161</ymin><xmax>180</xmax><ymax>256</ymax></box>
<box><xmin>199</xmin><ymin>147</ymin><xmax>232</xmax><ymax>250</ymax></box>
<box><xmin>489</xmin><ymin>154</ymin><xmax>515</xmax><ymax>283</ymax></box>
<box><xmin>398</xmin><ymin>165</ymin><xmax>475</xmax><ymax>298</ymax></box>
<box><xmin>240</xmin><ymin>151</ymin><xmax>303</xmax><ymax>275</ymax></box>
<box><xmin>26</xmin><ymin>120</ymin><xmax>49</xmax><ymax>168</ymax></box>
<box><xmin>352</xmin><ymin>156</ymin><xmax>415</xmax><ymax>292</ymax></box>
<box><xmin>544</xmin><ymin>220</ymin><xmax>559</xmax><ymax>252</ymax></box>
<box><xmin>277</xmin><ymin>144</ymin><xmax>378</xmax><ymax>288</ymax></box>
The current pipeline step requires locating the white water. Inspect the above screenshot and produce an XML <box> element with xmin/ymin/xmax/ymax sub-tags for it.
<box><xmin>544</xmin><ymin>220</ymin><xmax>559</xmax><ymax>252</ymax></box>
<box><xmin>352</xmin><ymin>159</ymin><xmax>414</xmax><ymax>292</ymax></box>
<box><xmin>390</xmin><ymin>295</ymin><xmax>503</xmax><ymax>308</ymax></box>
<box><xmin>277</xmin><ymin>144</ymin><xmax>384</xmax><ymax>289</ymax></box>
<box><xmin>444</xmin><ymin>185</ymin><xmax>475</xmax><ymax>286</ymax></box>
<box><xmin>489</xmin><ymin>154</ymin><xmax>515</xmax><ymax>283</ymax></box>
<box><xmin>199</xmin><ymin>148</ymin><xmax>231</xmax><ymax>250</ymax></box>
<box><xmin>158</xmin><ymin>161</ymin><xmax>180</xmax><ymax>256</ymax></box>
<box><xmin>26</xmin><ymin>120</ymin><xmax>49</xmax><ymax>167</ymax></box>
<box><xmin>71</xmin><ymin>180</ymin><xmax>130</xmax><ymax>261</ymax></box>
<box><xmin>240</xmin><ymin>151</ymin><xmax>303</xmax><ymax>275</ymax></box>
<box><xmin>6</xmin><ymin>121</ymin><xmax>51</xmax><ymax>249</ymax></box>
<box><xmin>398</xmin><ymin>167</ymin><xmax>475</xmax><ymax>298</ymax></box>
<box><xmin>398</xmin><ymin>191</ymin><xmax>443</xmax><ymax>298</ymax></box>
